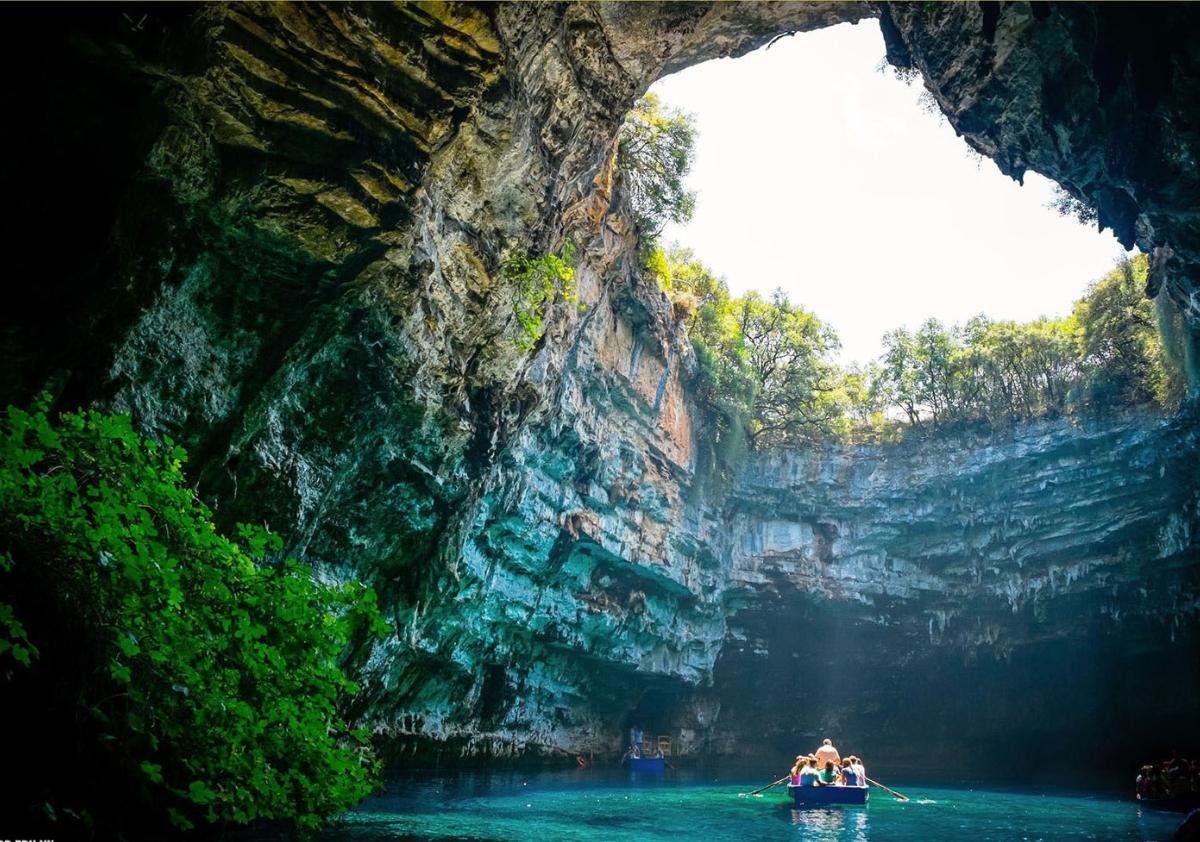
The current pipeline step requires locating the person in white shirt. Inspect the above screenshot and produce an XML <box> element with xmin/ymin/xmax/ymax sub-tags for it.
<box><xmin>852</xmin><ymin>756</ymin><xmax>867</xmax><ymax>787</ymax></box>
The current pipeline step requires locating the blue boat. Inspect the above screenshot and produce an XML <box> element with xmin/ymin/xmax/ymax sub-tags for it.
<box><xmin>628</xmin><ymin>756</ymin><xmax>666</xmax><ymax>773</ymax></box>
<box><xmin>787</xmin><ymin>783</ymin><xmax>868</xmax><ymax>807</ymax></box>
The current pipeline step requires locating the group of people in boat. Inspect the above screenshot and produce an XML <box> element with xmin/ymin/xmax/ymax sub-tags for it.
<box><xmin>1136</xmin><ymin>753</ymin><xmax>1200</xmax><ymax>800</ymax></box>
<box><xmin>624</xmin><ymin>726</ymin><xmax>665</xmax><ymax>760</ymax></box>
<box><xmin>790</xmin><ymin>739</ymin><xmax>867</xmax><ymax>788</ymax></box>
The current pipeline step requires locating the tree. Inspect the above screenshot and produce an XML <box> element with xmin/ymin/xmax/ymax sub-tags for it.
<box><xmin>1046</xmin><ymin>184</ymin><xmax>1099</xmax><ymax>227</ymax></box>
<box><xmin>913</xmin><ymin>318</ymin><xmax>956</xmax><ymax>423</ymax></box>
<box><xmin>869</xmin><ymin>254</ymin><xmax>1179</xmax><ymax>431</ymax></box>
<box><xmin>1073</xmin><ymin>254</ymin><xmax>1160</xmax><ymax>405</ymax></box>
<box><xmin>617</xmin><ymin>93</ymin><xmax>697</xmax><ymax>236</ymax></box>
<box><xmin>834</xmin><ymin>362</ymin><xmax>890</xmax><ymax>439</ymax></box>
<box><xmin>0</xmin><ymin>402</ymin><xmax>389</xmax><ymax>835</ymax></box>
<box><xmin>737</xmin><ymin>289</ymin><xmax>842</xmax><ymax>445</ymax></box>
<box><xmin>880</xmin><ymin>327</ymin><xmax>922</xmax><ymax>425</ymax></box>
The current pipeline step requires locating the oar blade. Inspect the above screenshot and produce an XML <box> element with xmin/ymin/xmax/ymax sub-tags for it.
<box><xmin>864</xmin><ymin>775</ymin><xmax>911</xmax><ymax>802</ymax></box>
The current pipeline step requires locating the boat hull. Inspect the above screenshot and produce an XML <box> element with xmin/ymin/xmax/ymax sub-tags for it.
<box><xmin>788</xmin><ymin>784</ymin><xmax>869</xmax><ymax>807</ymax></box>
<box><xmin>628</xmin><ymin>756</ymin><xmax>666</xmax><ymax>773</ymax></box>
<box><xmin>1136</xmin><ymin>794</ymin><xmax>1200</xmax><ymax>812</ymax></box>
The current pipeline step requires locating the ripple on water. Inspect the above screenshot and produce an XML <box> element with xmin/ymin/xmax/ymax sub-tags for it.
<box><xmin>298</xmin><ymin>771</ymin><xmax>1183</xmax><ymax>842</ymax></box>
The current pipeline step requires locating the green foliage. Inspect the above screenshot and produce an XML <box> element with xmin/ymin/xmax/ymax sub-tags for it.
<box><xmin>871</xmin><ymin>255</ymin><xmax>1187</xmax><ymax>429</ymax></box>
<box><xmin>735</xmin><ymin>290</ymin><xmax>844</xmax><ymax>445</ymax></box>
<box><xmin>1047</xmin><ymin>184</ymin><xmax>1099</xmax><ymax>227</ymax></box>
<box><xmin>1073</xmin><ymin>254</ymin><xmax>1167</xmax><ymax>405</ymax></box>
<box><xmin>879</xmin><ymin>314</ymin><xmax>1080</xmax><ymax>427</ymax></box>
<box><xmin>506</xmin><ymin>240</ymin><xmax>577</xmax><ymax>351</ymax></box>
<box><xmin>0</xmin><ymin>553</ymin><xmax>37</xmax><ymax>670</ymax></box>
<box><xmin>617</xmin><ymin>93</ymin><xmax>697</xmax><ymax>237</ymax></box>
<box><xmin>0</xmin><ymin>401</ymin><xmax>389</xmax><ymax>831</ymax></box>
<box><xmin>650</xmin><ymin>246</ymin><xmax>844</xmax><ymax>460</ymax></box>
<box><xmin>652</xmin><ymin>248</ymin><xmax>1186</xmax><ymax>447</ymax></box>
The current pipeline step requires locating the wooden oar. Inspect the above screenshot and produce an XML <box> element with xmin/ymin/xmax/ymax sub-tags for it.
<box><xmin>865</xmin><ymin>775</ymin><xmax>910</xmax><ymax>801</ymax></box>
<box><xmin>741</xmin><ymin>775</ymin><xmax>789</xmax><ymax>797</ymax></box>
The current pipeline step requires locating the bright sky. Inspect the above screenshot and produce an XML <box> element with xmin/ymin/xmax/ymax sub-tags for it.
<box><xmin>651</xmin><ymin>20</ymin><xmax>1131</xmax><ymax>367</ymax></box>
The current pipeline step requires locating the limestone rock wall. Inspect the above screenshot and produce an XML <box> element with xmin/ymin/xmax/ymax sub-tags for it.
<box><xmin>880</xmin><ymin>1</ymin><xmax>1200</xmax><ymax>326</ymax></box>
<box><xmin>703</xmin><ymin>411</ymin><xmax>1200</xmax><ymax>773</ymax></box>
<box><xmin>1</xmin><ymin>2</ymin><xmax>1198</xmax><ymax>770</ymax></box>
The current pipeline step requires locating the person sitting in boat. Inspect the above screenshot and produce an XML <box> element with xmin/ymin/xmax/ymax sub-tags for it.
<box><xmin>818</xmin><ymin>760</ymin><xmax>840</xmax><ymax>786</ymax></box>
<box><xmin>1136</xmin><ymin>765</ymin><xmax>1159</xmax><ymax>799</ymax></box>
<box><xmin>841</xmin><ymin>758</ymin><xmax>858</xmax><ymax>787</ymax></box>
<box><xmin>815</xmin><ymin>738</ymin><xmax>841</xmax><ymax>769</ymax></box>
<box><xmin>797</xmin><ymin>756</ymin><xmax>821</xmax><ymax>787</ymax></box>
<box><xmin>852</xmin><ymin>756</ymin><xmax>867</xmax><ymax>787</ymax></box>
<box><xmin>790</xmin><ymin>755</ymin><xmax>806</xmax><ymax>786</ymax></box>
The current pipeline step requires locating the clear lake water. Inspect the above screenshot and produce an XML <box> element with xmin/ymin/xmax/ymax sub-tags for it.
<box><xmin>289</xmin><ymin>767</ymin><xmax>1185</xmax><ymax>842</ymax></box>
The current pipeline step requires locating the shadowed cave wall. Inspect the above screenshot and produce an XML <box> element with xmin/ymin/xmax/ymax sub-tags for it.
<box><xmin>1</xmin><ymin>2</ymin><xmax>1198</xmax><ymax>777</ymax></box>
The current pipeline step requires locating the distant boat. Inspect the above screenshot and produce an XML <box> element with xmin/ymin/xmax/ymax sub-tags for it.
<box><xmin>787</xmin><ymin>783</ymin><xmax>869</xmax><ymax>807</ymax></box>
<box><xmin>628</xmin><ymin>756</ymin><xmax>666</xmax><ymax>773</ymax></box>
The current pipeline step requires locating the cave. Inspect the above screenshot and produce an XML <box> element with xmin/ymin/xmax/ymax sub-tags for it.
<box><xmin>1</xmin><ymin>1</ymin><xmax>1198</xmax><ymax>837</ymax></box>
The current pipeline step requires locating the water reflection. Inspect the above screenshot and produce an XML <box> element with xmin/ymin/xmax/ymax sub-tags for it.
<box><xmin>789</xmin><ymin>807</ymin><xmax>869</xmax><ymax>840</ymax></box>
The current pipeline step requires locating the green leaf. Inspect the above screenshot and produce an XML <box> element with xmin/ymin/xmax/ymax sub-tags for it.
<box><xmin>140</xmin><ymin>761</ymin><xmax>164</xmax><ymax>784</ymax></box>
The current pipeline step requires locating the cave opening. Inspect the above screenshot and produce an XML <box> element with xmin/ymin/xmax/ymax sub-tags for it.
<box><xmin>602</xmin><ymin>11</ymin><xmax>1200</xmax><ymax>784</ymax></box>
<box><xmin>0</xmin><ymin>3</ymin><xmax>1197</xmax><ymax>837</ymax></box>
<box><xmin>645</xmin><ymin>18</ymin><xmax>1133</xmax><ymax>370</ymax></box>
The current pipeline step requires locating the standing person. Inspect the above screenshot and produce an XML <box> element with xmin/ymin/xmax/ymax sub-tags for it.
<box><xmin>815</xmin><ymin>738</ymin><xmax>841</xmax><ymax>768</ymax></box>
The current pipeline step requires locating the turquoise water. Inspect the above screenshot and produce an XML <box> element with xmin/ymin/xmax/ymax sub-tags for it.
<box><xmin>307</xmin><ymin>769</ymin><xmax>1184</xmax><ymax>841</ymax></box>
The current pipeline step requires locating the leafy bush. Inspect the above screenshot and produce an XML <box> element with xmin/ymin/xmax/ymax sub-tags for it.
<box><xmin>506</xmin><ymin>240</ymin><xmax>577</xmax><ymax>351</ymax></box>
<box><xmin>0</xmin><ymin>402</ymin><xmax>389</xmax><ymax>834</ymax></box>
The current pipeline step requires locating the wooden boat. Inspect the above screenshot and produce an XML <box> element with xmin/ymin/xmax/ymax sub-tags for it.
<box><xmin>628</xmin><ymin>755</ymin><xmax>666</xmax><ymax>772</ymax></box>
<box><xmin>787</xmin><ymin>783</ymin><xmax>869</xmax><ymax>807</ymax></box>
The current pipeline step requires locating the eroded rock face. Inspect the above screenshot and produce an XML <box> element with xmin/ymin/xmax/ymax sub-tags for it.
<box><xmin>1</xmin><ymin>2</ymin><xmax>1198</xmax><ymax>772</ymax></box>
<box><xmin>706</xmin><ymin>411</ymin><xmax>1199</xmax><ymax>774</ymax></box>
<box><xmin>881</xmin><ymin>2</ymin><xmax>1200</xmax><ymax>325</ymax></box>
